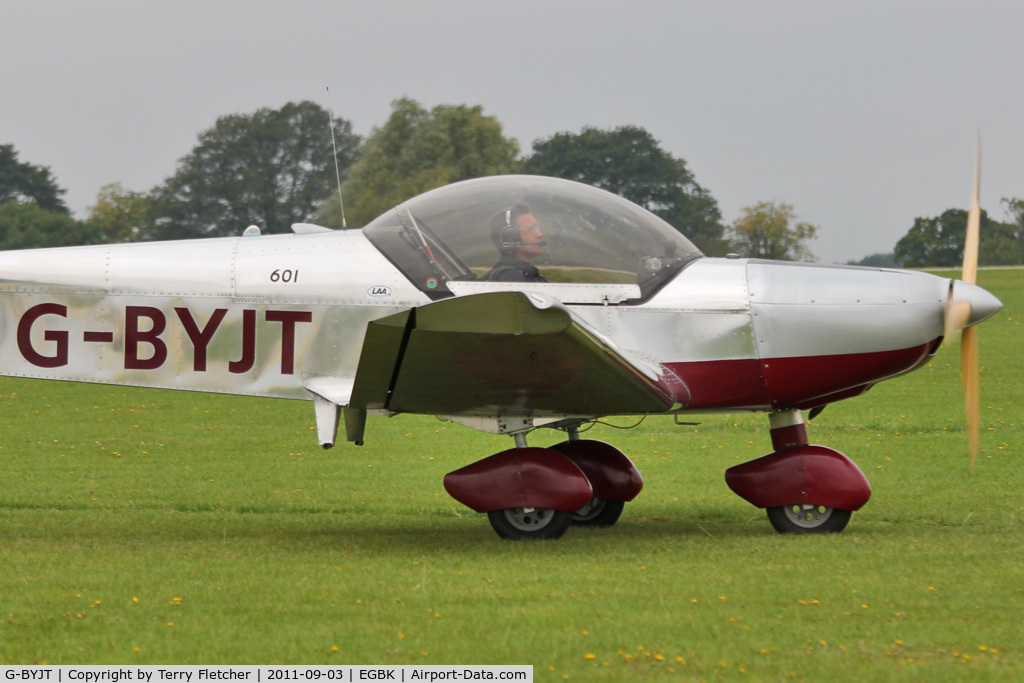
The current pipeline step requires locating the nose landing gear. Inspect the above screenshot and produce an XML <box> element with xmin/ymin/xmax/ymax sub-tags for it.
<box><xmin>725</xmin><ymin>409</ymin><xmax>871</xmax><ymax>534</ymax></box>
<box><xmin>766</xmin><ymin>504</ymin><xmax>853</xmax><ymax>534</ymax></box>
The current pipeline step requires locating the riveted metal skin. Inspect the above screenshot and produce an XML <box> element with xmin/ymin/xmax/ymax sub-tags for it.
<box><xmin>548</xmin><ymin>440</ymin><xmax>643</xmax><ymax>502</ymax></box>
<box><xmin>724</xmin><ymin>445</ymin><xmax>872</xmax><ymax>511</ymax></box>
<box><xmin>443</xmin><ymin>447</ymin><xmax>594</xmax><ymax>513</ymax></box>
<box><xmin>569</xmin><ymin>257</ymin><xmax>955</xmax><ymax>414</ymax></box>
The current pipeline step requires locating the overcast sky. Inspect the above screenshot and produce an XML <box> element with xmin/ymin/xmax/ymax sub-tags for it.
<box><xmin>4</xmin><ymin>1</ymin><xmax>1022</xmax><ymax>263</ymax></box>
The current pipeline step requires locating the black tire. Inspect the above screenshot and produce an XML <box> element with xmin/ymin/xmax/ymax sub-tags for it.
<box><xmin>767</xmin><ymin>505</ymin><xmax>852</xmax><ymax>534</ymax></box>
<box><xmin>487</xmin><ymin>507</ymin><xmax>574</xmax><ymax>540</ymax></box>
<box><xmin>572</xmin><ymin>498</ymin><xmax>625</xmax><ymax>527</ymax></box>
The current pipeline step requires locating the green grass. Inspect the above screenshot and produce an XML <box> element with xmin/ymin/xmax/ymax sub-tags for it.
<box><xmin>1</xmin><ymin>270</ymin><xmax>1022</xmax><ymax>680</ymax></box>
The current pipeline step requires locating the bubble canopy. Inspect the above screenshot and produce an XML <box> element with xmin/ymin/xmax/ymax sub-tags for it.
<box><xmin>362</xmin><ymin>175</ymin><xmax>703</xmax><ymax>301</ymax></box>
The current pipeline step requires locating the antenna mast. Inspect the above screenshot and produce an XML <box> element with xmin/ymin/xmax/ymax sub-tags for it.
<box><xmin>326</xmin><ymin>88</ymin><xmax>348</xmax><ymax>229</ymax></box>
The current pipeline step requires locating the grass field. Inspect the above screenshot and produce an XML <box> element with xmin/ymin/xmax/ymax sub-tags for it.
<box><xmin>1</xmin><ymin>269</ymin><xmax>1021</xmax><ymax>679</ymax></box>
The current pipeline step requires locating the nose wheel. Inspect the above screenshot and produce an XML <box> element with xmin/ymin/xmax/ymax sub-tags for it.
<box><xmin>766</xmin><ymin>504</ymin><xmax>852</xmax><ymax>534</ymax></box>
<box><xmin>726</xmin><ymin>410</ymin><xmax>870</xmax><ymax>534</ymax></box>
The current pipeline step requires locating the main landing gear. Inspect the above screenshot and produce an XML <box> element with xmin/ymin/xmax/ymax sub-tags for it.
<box><xmin>443</xmin><ymin>430</ymin><xmax>643</xmax><ymax>540</ymax></box>
<box><xmin>726</xmin><ymin>409</ymin><xmax>871</xmax><ymax>534</ymax></box>
<box><xmin>443</xmin><ymin>409</ymin><xmax>870</xmax><ymax>539</ymax></box>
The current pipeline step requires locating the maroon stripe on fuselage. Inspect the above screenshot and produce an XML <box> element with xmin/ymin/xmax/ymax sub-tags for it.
<box><xmin>760</xmin><ymin>341</ymin><xmax>935</xmax><ymax>409</ymax></box>
<box><xmin>663</xmin><ymin>358</ymin><xmax>770</xmax><ymax>410</ymax></box>
<box><xmin>664</xmin><ymin>339</ymin><xmax>937</xmax><ymax>411</ymax></box>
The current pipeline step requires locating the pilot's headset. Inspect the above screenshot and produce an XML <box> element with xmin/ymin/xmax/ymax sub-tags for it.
<box><xmin>499</xmin><ymin>207</ymin><xmax>523</xmax><ymax>251</ymax></box>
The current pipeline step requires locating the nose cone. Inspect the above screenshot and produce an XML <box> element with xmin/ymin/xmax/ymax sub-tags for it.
<box><xmin>952</xmin><ymin>280</ymin><xmax>1003</xmax><ymax>327</ymax></box>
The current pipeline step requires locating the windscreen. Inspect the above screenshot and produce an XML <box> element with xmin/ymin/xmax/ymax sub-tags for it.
<box><xmin>362</xmin><ymin>175</ymin><xmax>702</xmax><ymax>300</ymax></box>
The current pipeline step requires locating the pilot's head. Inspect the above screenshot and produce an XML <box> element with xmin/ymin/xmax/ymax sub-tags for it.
<box><xmin>490</xmin><ymin>203</ymin><xmax>545</xmax><ymax>261</ymax></box>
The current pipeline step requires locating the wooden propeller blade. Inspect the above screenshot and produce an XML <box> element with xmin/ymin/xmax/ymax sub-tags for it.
<box><xmin>961</xmin><ymin>136</ymin><xmax>982</xmax><ymax>469</ymax></box>
<box><xmin>962</xmin><ymin>138</ymin><xmax>981</xmax><ymax>285</ymax></box>
<box><xmin>962</xmin><ymin>325</ymin><xmax>979</xmax><ymax>470</ymax></box>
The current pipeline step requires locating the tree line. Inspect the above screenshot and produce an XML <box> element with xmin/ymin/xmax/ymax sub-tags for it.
<box><xmin>3</xmin><ymin>99</ymin><xmax>1022</xmax><ymax>265</ymax></box>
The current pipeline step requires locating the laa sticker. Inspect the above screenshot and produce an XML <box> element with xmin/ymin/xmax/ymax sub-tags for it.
<box><xmin>367</xmin><ymin>285</ymin><xmax>393</xmax><ymax>300</ymax></box>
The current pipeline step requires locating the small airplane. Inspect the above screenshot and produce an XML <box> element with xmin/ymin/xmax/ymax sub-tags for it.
<box><xmin>0</xmin><ymin>164</ymin><xmax>1001</xmax><ymax>540</ymax></box>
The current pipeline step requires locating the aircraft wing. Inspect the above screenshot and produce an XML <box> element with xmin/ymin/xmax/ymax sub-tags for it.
<box><xmin>349</xmin><ymin>291</ymin><xmax>684</xmax><ymax>420</ymax></box>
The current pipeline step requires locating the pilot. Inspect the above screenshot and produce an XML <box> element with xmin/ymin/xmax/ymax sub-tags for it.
<box><xmin>487</xmin><ymin>203</ymin><xmax>548</xmax><ymax>282</ymax></box>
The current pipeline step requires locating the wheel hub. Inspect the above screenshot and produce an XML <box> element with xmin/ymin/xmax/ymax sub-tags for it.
<box><xmin>782</xmin><ymin>504</ymin><xmax>834</xmax><ymax>528</ymax></box>
<box><xmin>502</xmin><ymin>507</ymin><xmax>556</xmax><ymax>531</ymax></box>
<box><xmin>573</xmin><ymin>498</ymin><xmax>606</xmax><ymax>522</ymax></box>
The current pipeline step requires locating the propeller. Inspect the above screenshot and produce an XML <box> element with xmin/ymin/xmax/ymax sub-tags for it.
<box><xmin>961</xmin><ymin>141</ymin><xmax>982</xmax><ymax>469</ymax></box>
<box><xmin>942</xmin><ymin>139</ymin><xmax>998</xmax><ymax>468</ymax></box>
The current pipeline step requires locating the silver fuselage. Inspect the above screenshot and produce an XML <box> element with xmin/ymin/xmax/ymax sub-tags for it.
<box><xmin>0</xmin><ymin>228</ymin><xmax>992</xmax><ymax>431</ymax></box>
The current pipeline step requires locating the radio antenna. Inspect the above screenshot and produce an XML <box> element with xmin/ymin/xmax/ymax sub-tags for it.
<box><xmin>326</xmin><ymin>88</ymin><xmax>347</xmax><ymax>228</ymax></box>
